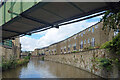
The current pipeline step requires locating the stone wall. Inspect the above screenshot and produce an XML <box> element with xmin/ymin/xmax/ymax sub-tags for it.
<box><xmin>0</xmin><ymin>46</ymin><xmax>13</xmax><ymax>60</ymax></box>
<box><xmin>44</xmin><ymin>49</ymin><xmax>119</xmax><ymax>78</ymax></box>
<box><xmin>0</xmin><ymin>37</ymin><xmax>21</xmax><ymax>60</ymax></box>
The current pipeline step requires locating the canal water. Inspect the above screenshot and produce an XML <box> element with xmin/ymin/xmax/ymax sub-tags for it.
<box><xmin>2</xmin><ymin>57</ymin><xmax>101</xmax><ymax>78</ymax></box>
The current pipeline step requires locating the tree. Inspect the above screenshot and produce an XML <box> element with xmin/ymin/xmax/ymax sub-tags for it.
<box><xmin>101</xmin><ymin>5</ymin><xmax>120</xmax><ymax>32</ymax></box>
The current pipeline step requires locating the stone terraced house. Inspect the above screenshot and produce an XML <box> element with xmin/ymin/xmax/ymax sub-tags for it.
<box><xmin>33</xmin><ymin>22</ymin><xmax>118</xmax><ymax>56</ymax></box>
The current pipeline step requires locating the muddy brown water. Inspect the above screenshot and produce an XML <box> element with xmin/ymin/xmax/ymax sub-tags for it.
<box><xmin>2</xmin><ymin>57</ymin><xmax>102</xmax><ymax>78</ymax></box>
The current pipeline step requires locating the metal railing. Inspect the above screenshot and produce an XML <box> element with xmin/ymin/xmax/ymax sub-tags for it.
<box><xmin>1</xmin><ymin>40</ymin><xmax>12</xmax><ymax>47</ymax></box>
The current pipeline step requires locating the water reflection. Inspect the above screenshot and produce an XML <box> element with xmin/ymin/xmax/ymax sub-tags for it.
<box><xmin>2</xmin><ymin>57</ymin><xmax>100</xmax><ymax>78</ymax></box>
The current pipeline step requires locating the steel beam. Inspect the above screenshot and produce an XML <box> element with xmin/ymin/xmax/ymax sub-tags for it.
<box><xmin>2</xmin><ymin>29</ymin><xmax>22</xmax><ymax>34</ymax></box>
<box><xmin>41</xmin><ymin>7</ymin><xmax>64</xmax><ymax>19</ymax></box>
<box><xmin>68</xmin><ymin>2</ymin><xmax>85</xmax><ymax>13</ymax></box>
<box><xmin>21</xmin><ymin>14</ymin><xmax>53</xmax><ymax>26</ymax></box>
<box><xmin>58</xmin><ymin>11</ymin><xmax>105</xmax><ymax>26</ymax></box>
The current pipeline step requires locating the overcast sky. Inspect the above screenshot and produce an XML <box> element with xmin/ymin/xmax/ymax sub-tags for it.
<box><xmin>20</xmin><ymin>15</ymin><xmax>103</xmax><ymax>51</ymax></box>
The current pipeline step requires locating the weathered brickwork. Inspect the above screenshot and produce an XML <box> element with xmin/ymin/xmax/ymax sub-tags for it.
<box><xmin>44</xmin><ymin>49</ymin><xmax>119</xmax><ymax>78</ymax></box>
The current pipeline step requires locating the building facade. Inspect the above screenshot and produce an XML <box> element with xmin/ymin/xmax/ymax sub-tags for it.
<box><xmin>33</xmin><ymin>22</ymin><xmax>115</xmax><ymax>56</ymax></box>
<box><xmin>1</xmin><ymin>36</ymin><xmax>21</xmax><ymax>60</ymax></box>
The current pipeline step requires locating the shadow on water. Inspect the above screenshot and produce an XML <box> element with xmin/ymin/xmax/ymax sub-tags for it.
<box><xmin>2</xmin><ymin>57</ymin><xmax>103</xmax><ymax>79</ymax></box>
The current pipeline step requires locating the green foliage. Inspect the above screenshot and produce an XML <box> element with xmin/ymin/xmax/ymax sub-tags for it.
<box><xmin>95</xmin><ymin>44</ymin><xmax>101</xmax><ymax>49</ymax></box>
<box><xmin>99</xmin><ymin>8</ymin><xmax>120</xmax><ymax>71</ymax></box>
<box><xmin>24</xmin><ymin>56</ymin><xmax>30</xmax><ymax>60</ymax></box>
<box><xmin>28</xmin><ymin>53</ymin><xmax>31</xmax><ymax>57</ymax></box>
<box><xmin>88</xmin><ymin>46</ymin><xmax>94</xmax><ymax>49</ymax></box>
<box><xmin>17</xmin><ymin>59</ymin><xmax>29</xmax><ymax>66</ymax></box>
<box><xmin>73</xmin><ymin>55</ymin><xmax>75</xmax><ymax>58</ymax></box>
<box><xmin>2</xmin><ymin>60</ymin><xmax>17</xmax><ymax>70</ymax></box>
<box><xmin>100</xmin><ymin>40</ymin><xmax>112</xmax><ymax>49</ymax></box>
<box><xmin>41</xmin><ymin>56</ymin><xmax>44</xmax><ymax>61</ymax></box>
<box><xmin>0</xmin><ymin>63</ymin><xmax>2</xmax><ymax>67</ymax></box>
<box><xmin>72</xmin><ymin>51</ymin><xmax>79</xmax><ymax>53</ymax></box>
<box><xmin>100</xmin><ymin>33</ymin><xmax>120</xmax><ymax>55</ymax></box>
<box><xmin>113</xmin><ymin>58</ymin><xmax>120</xmax><ymax>69</ymax></box>
<box><xmin>98</xmin><ymin>34</ymin><xmax>120</xmax><ymax>70</ymax></box>
<box><xmin>2</xmin><ymin>56</ymin><xmax>30</xmax><ymax>71</ymax></box>
<box><xmin>101</xmin><ymin>9</ymin><xmax>120</xmax><ymax>32</ymax></box>
<box><xmin>96</xmin><ymin>58</ymin><xmax>113</xmax><ymax>71</ymax></box>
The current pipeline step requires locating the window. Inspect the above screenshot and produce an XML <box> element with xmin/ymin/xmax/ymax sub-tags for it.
<box><xmin>95</xmin><ymin>25</ymin><xmax>98</xmax><ymax>28</ymax></box>
<box><xmin>68</xmin><ymin>47</ymin><xmax>70</xmax><ymax>51</ymax></box>
<box><xmin>80</xmin><ymin>41</ymin><xmax>83</xmax><ymax>49</ymax></box>
<box><xmin>88</xmin><ymin>38</ymin><xmax>90</xmax><ymax>43</ymax></box>
<box><xmin>68</xmin><ymin>44</ymin><xmax>71</xmax><ymax>47</ymax></box>
<box><xmin>73</xmin><ymin>43</ymin><xmax>76</xmax><ymax>50</ymax></box>
<box><xmin>84</xmin><ymin>40</ymin><xmax>86</xmax><ymax>44</ymax></box>
<box><xmin>81</xmin><ymin>33</ymin><xmax>83</xmax><ymax>37</ymax></box>
<box><xmin>74</xmin><ymin>36</ymin><xmax>76</xmax><ymax>39</ymax></box>
<box><xmin>68</xmin><ymin>45</ymin><xmax>71</xmax><ymax>51</ymax></box>
<box><xmin>91</xmin><ymin>38</ymin><xmax>95</xmax><ymax>47</ymax></box>
<box><xmin>42</xmin><ymin>50</ymin><xmax>44</xmax><ymax>54</ymax></box>
<box><xmin>64</xmin><ymin>41</ymin><xmax>66</xmax><ymax>43</ymax></box>
<box><xmin>64</xmin><ymin>46</ymin><xmax>66</xmax><ymax>52</ymax></box>
<box><xmin>54</xmin><ymin>50</ymin><xmax>56</xmax><ymax>53</ymax></box>
<box><xmin>68</xmin><ymin>39</ymin><xmax>70</xmax><ymax>42</ymax></box>
<box><xmin>61</xmin><ymin>49</ymin><xmax>62</xmax><ymax>52</ymax></box>
<box><xmin>64</xmin><ymin>48</ymin><xmax>66</xmax><ymax>52</ymax></box>
<box><xmin>49</xmin><ymin>50</ymin><xmax>51</xmax><ymax>54</ymax></box>
<box><xmin>88</xmin><ymin>28</ymin><xmax>91</xmax><ymax>32</ymax></box>
<box><xmin>75</xmin><ymin>43</ymin><xmax>76</xmax><ymax>46</ymax></box>
<box><xmin>84</xmin><ymin>31</ymin><xmax>85</xmax><ymax>34</ymax></box>
<box><xmin>92</xmin><ymin>27</ymin><xmax>94</xmax><ymax>33</ymax></box>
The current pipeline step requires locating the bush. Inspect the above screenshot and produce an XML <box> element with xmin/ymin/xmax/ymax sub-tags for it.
<box><xmin>100</xmin><ymin>33</ymin><xmax>120</xmax><ymax>55</ymax></box>
<box><xmin>24</xmin><ymin>56</ymin><xmax>30</xmax><ymax>60</ymax></box>
<box><xmin>98</xmin><ymin>33</ymin><xmax>120</xmax><ymax>70</ymax></box>
<box><xmin>72</xmin><ymin>51</ymin><xmax>79</xmax><ymax>53</ymax></box>
<box><xmin>41</xmin><ymin>56</ymin><xmax>44</xmax><ymax>61</ymax></box>
<box><xmin>100</xmin><ymin>41</ymin><xmax>111</xmax><ymax>49</ymax></box>
<box><xmin>17</xmin><ymin>59</ymin><xmax>29</xmax><ymax>66</ymax></box>
<box><xmin>0</xmin><ymin>63</ymin><xmax>2</xmax><ymax>67</ymax></box>
<box><xmin>96</xmin><ymin>58</ymin><xmax>113</xmax><ymax>71</ymax></box>
<box><xmin>88</xmin><ymin>46</ymin><xmax>94</xmax><ymax>50</ymax></box>
<box><xmin>2</xmin><ymin>56</ymin><xmax>30</xmax><ymax>71</ymax></box>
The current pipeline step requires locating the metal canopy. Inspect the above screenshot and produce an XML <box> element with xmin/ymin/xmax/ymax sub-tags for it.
<box><xmin>2</xmin><ymin>2</ymin><xmax>120</xmax><ymax>39</ymax></box>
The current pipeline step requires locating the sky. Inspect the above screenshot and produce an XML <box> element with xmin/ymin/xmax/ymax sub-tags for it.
<box><xmin>20</xmin><ymin>15</ymin><xmax>103</xmax><ymax>51</ymax></box>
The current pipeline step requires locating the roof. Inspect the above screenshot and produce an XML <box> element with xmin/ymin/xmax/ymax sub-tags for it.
<box><xmin>2</xmin><ymin>2</ymin><xmax>120</xmax><ymax>40</ymax></box>
<box><xmin>34</xmin><ymin>22</ymin><xmax>101</xmax><ymax>51</ymax></box>
<box><xmin>49</xmin><ymin>21</ymin><xmax>101</xmax><ymax>46</ymax></box>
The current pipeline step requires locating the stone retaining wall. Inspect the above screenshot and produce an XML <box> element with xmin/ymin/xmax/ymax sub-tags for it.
<box><xmin>44</xmin><ymin>49</ymin><xmax>119</xmax><ymax>78</ymax></box>
<box><xmin>0</xmin><ymin>46</ymin><xmax>13</xmax><ymax>60</ymax></box>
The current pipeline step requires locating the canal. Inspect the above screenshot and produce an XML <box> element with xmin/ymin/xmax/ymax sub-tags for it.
<box><xmin>2</xmin><ymin>57</ymin><xmax>101</xmax><ymax>78</ymax></box>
